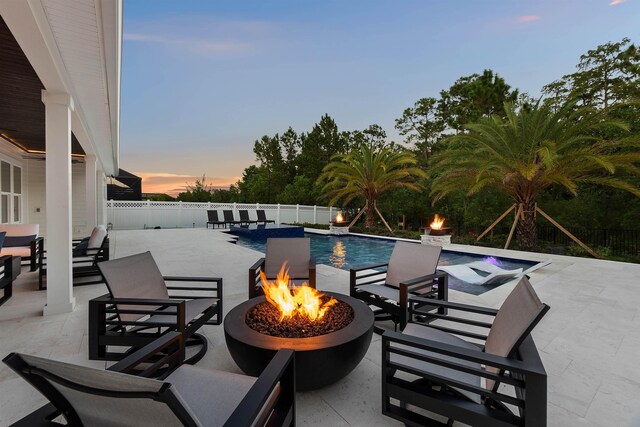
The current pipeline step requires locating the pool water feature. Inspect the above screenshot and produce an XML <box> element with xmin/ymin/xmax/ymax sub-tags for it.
<box><xmin>234</xmin><ymin>233</ymin><xmax>540</xmax><ymax>295</ymax></box>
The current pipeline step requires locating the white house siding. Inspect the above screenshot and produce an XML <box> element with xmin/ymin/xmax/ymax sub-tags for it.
<box><xmin>24</xmin><ymin>158</ymin><xmax>88</xmax><ymax>238</ymax></box>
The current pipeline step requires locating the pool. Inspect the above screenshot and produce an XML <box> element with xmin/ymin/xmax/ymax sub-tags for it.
<box><xmin>233</xmin><ymin>233</ymin><xmax>541</xmax><ymax>295</ymax></box>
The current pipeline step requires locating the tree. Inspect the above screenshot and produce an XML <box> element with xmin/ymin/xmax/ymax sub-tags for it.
<box><xmin>430</xmin><ymin>101</ymin><xmax>640</xmax><ymax>250</ymax></box>
<box><xmin>176</xmin><ymin>175</ymin><xmax>212</xmax><ymax>202</ymax></box>
<box><xmin>395</xmin><ymin>97</ymin><xmax>445</xmax><ymax>159</ymax></box>
<box><xmin>297</xmin><ymin>114</ymin><xmax>350</xmax><ymax>183</ymax></box>
<box><xmin>438</xmin><ymin>69</ymin><xmax>519</xmax><ymax>131</ymax></box>
<box><xmin>543</xmin><ymin>38</ymin><xmax>640</xmax><ymax>110</ymax></box>
<box><xmin>348</xmin><ymin>124</ymin><xmax>390</xmax><ymax>152</ymax></box>
<box><xmin>253</xmin><ymin>134</ymin><xmax>285</xmax><ymax>203</ymax></box>
<box><xmin>318</xmin><ymin>144</ymin><xmax>427</xmax><ymax>228</ymax></box>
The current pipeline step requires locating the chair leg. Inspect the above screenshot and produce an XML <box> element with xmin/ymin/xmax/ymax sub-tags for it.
<box><xmin>183</xmin><ymin>333</ymin><xmax>208</xmax><ymax>365</ymax></box>
<box><xmin>0</xmin><ymin>283</ymin><xmax>12</xmax><ymax>306</ymax></box>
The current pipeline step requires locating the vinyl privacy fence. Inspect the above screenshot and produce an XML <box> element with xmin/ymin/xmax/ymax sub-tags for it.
<box><xmin>106</xmin><ymin>201</ymin><xmax>337</xmax><ymax>230</ymax></box>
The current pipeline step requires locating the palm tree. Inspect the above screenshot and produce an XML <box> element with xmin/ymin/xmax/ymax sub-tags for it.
<box><xmin>319</xmin><ymin>144</ymin><xmax>427</xmax><ymax>228</ymax></box>
<box><xmin>430</xmin><ymin>100</ymin><xmax>640</xmax><ymax>250</ymax></box>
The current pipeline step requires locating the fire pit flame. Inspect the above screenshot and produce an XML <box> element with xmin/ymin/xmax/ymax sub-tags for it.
<box><xmin>260</xmin><ymin>263</ymin><xmax>337</xmax><ymax>322</ymax></box>
<box><xmin>430</xmin><ymin>214</ymin><xmax>445</xmax><ymax>230</ymax></box>
<box><xmin>335</xmin><ymin>212</ymin><xmax>344</xmax><ymax>223</ymax></box>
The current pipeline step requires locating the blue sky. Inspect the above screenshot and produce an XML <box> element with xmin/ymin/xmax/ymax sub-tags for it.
<box><xmin>120</xmin><ymin>0</ymin><xmax>640</xmax><ymax>195</ymax></box>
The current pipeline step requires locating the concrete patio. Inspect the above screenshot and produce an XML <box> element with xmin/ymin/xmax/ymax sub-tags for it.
<box><xmin>1</xmin><ymin>228</ymin><xmax>639</xmax><ymax>426</ymax></box>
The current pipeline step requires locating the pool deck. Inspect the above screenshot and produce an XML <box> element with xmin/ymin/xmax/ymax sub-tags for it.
<box><xmin>1</xmin><ymin>228</ymin><xmax>640</xmax><ymax>426</ymax></box>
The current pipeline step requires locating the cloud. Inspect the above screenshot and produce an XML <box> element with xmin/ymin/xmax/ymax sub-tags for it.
<box><xmin>609</xmin><ymin>0</ymin><xmax>627</xmax><ymax>5</ymax></box>
<box><xmin>123</xmin><ymin>33</ymin><xmax>250</xmax><ymax>54</ymax></box>
<box><xmin>515</xmin><ymin>15</ymin><xmax>541</xmax><ymax>24</ymax></box>
<box><xmin>124</xmin><ymin>17</ymin><xmax>275</xmax><ymax>56</ymax></box>
<box><xmin>135</xmin><ymin>172</ymin><xmax>239</xmax><ymax>196</ymax></box>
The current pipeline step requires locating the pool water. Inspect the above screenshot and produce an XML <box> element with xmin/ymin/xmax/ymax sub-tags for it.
<box><xmin>234</xmin><ymin>233</ymin><xmax>539</xmax><ymax>295</ymax></box>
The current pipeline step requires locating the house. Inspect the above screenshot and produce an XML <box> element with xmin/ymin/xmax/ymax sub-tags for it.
<box><xmin>0</xmin><ymin>0</ymin><xmax>121</xmax><ymax>315</ymax></box>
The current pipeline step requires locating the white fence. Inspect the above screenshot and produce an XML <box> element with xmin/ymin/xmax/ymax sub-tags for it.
<box><xmin>106</xmin><ymin>201</ymin><xmax>336</xmax><ymax>230</ymax></box>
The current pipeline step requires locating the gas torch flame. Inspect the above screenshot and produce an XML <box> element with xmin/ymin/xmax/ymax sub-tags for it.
<box><xmin>260</xmin><ymin>263</ymin><xmax>337</xmax><ymax>322</ymax></box>
<box><xmin>430</xmin><ymin>214</ymin><xmax>445</xmax><ymax>230</ymax></box>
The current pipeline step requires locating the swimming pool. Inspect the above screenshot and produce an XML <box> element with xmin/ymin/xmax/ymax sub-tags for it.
<box><xmin>233</xmin><ymin>233</ymin><xmax>540</xmax><ymax>295</ymax></box>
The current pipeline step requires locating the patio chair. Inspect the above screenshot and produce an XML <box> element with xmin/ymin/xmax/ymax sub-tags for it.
<box><xmin>223</xmin><ymin>209</ymin><xmax>243</xmax><ymax>226</ymax></box>
<box><xmin>5</xmin><ymin>331</ymin><xmax>296</xmax><ymax>427</ymax></box>
<box><xmin>382</xmin><ymin>277</ymin><xmax>550</xmax><ymax>427</ymax></box>
<box><xmin>350</xmin><ymin>241</ymin><xmax>448</xmax><ymax>333</ymax></box>
<box><xmin>206</xmin><ymin>210</ymin><xmax>225</xmax><ymax>228</ymax></box>
<box><xmin>38</xmin><ymin>226</ymin><xmax>110</xmax><ymax>290</ymax></box>
<box><xmin>256</xmin><ymin>209</ymin><xmax>275</xmax><ymax>224</ymax></box>
<box><xmin>0</xmin><ymin>255</ymin><xmax>14</xmax><ymax>306</ymax></box>
<box><xmin>239</xmin><ymin>209</ymin><xmax>258</xmax><ymax>225</ymax></box>
<box><xmin>249</xmin><ymin>237</ymin><xmax>316</xmax><ymax>298</ymax></box>
<box><xmin>89</xmin><ymin>251</ymin><xmax>222</xmax><ymax>364</ymax></box>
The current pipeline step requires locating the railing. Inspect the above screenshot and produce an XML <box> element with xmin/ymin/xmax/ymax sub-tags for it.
<box><xmin>537</xmin><ymin>225</ymin><xmax>640</xmax><ymax>257</ymax></box>
<box><xmin>106</xmin><ymin>201</ymin><xmax>336</xmax><ymax>230</ymax></box>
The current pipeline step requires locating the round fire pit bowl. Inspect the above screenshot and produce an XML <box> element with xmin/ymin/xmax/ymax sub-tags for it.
<box><xmin>224</xmin><ymin>292</ymin><xmax>374</xmax><ymax>391</ymax></box>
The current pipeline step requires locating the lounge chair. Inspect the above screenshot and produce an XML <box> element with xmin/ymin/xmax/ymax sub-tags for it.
<box><xmin>256</xmin><ymin>209</ymin><xmax>275</xmax><ymax>224</ymax></box>
<box><xmin>382</xmin><ymin>277</ymin><xmax>550</xmax><ymax>426</ymax></box>
<box><xmin>223</xmin><ymin>210</ymin><xmax>243</xmax><ymax>226</ymax></box>
<box><xmin>437</xmin><ymin>264</ymin><xmax>523</xmax><ymax>285</ymax></box>
<box><xmin>89</xmin><ymin>251</ymin><xmax>222</xmax><ymax>364</ymax></box>
<box><xmin>249</xmin><ymin>237</ymin><xmax>316</xmax><ymax>298</ymax></box>
<box><xmin>239</xmin><ymin>209</ymin><xmax>258</xmax><ymax>225</ymax></box>
<box><xmin>350</xmin><ymin>241</ymin><xmax>448</xmax><ymax>332</ymax></box>
<box><xmin>5</xmin><ymin>332</ymin><xmax>296</xmax><ymax>427</ymax></box>
<box><xmin>206</xmin><ymin>210</ymin><xmax>225</xmax><ymax>228</ymax></box>
<box><xmin>38</xmin><ymin>226</ymin><xmax>110</xmax><ymax>290</ymax></box>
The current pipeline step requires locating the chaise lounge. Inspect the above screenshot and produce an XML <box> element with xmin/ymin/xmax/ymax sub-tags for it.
<box><xmin>256</xmin><ymin>209</ymin><xmax>275</xmax><ymax>224</ymax></box>
<box><xmin>206</xmin><ymin>210</ymin><xmax>226</xmax><ymax>228</ymax></box>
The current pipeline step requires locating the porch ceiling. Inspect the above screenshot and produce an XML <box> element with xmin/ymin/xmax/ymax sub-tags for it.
<box><xmin>0</xmin><ymin>16</ymin><xmax>84</xmax><ymax>156</ymax></box>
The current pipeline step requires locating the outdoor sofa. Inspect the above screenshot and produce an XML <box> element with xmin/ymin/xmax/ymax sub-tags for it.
<box><xmin>0</xmin><ymin>224</ymin><xmax>43</xmax><ymax>271</ymax></box>
<box><xmin>4</xmin><ymin>331</ymin><xmax>296</xmax><ymax>426</ymax></box>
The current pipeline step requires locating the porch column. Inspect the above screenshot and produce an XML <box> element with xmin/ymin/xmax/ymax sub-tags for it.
<box><xmin>42</xmin><ymin>91</ymin><xmax>75</xmax><ymax>315</ymax></box>
<box><xmin>96</xmin><ymin>167</ymin><xmax>107</xmax><ymax>226</ymax></box>
<box><xmin>85</xmin><ymin>154</ymin><xmax>97</xmax><ymax>232</ymax></box>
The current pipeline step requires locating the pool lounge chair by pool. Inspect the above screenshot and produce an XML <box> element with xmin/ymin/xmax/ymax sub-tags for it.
<box><xmin>437</xmin><ymin>264</ymin><xmax>523</xmax><ymax>285</ymax></box>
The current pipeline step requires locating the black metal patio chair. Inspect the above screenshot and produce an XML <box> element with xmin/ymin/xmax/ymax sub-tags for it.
<box><xmin>256</xmin><ymin>209</ymin><xmax>275</xmax><ymax>224</ymax></box>
<box><xmin>382</xmin><ymin>277</ymin><xmax>550</xmax><ymax>427</ymax></box>
<box><xmin>89</xmin><ymin>251</ymin><xmax>222</xmax><ymax>364</ymax></box>
<box><xmin>350</xmin><ymin>241</ymin><xmax>448</xmax><ymax>333</ymax></box>
<box><xmin>206</xmin><ymin>210</ymin><xmax>226</xmax><ymax>228</ymax></box>
<box><xmin>5</xmin><ymin>331</ymin><xmax>296</xmax><ymax>427</ymax></box>
<box><xmin>0</xmin><ymin>255</ymin><xmax>14</xmax><ymax>306</ymax></box>
<box><xmin>249</xmin><ymin>237</ymin><xmax>316</xmax><ymax>298</ymax></box>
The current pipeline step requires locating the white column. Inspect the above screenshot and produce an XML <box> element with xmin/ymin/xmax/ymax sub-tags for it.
<box><xmin>84</xmin><ymin>154</ymin><xmax>97</xmax><ymax>232</ymax></box>
<box><xmin>42</xmin><ymin>91</ymin><xmax>75</xmax><ymax>315</ymax></box>
<box><xmin>96</xmin><ymin>167</ymin><xmax>106</xmax><ymax>226</ymax></box>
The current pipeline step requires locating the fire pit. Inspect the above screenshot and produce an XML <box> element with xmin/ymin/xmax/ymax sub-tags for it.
<box><xmin>422</xmin><ymin>214</ymin><xmax>452</xmax><ymax>245</ymax></box>
<box><xmin>224</xmin><ymin>266</ymin><xmax>374</xmax><ymax>390</ymax></box>
<box><xmin>330</xmin><ymin>212</ymin><xmax>349</xmax><ymax>235</ymax></box>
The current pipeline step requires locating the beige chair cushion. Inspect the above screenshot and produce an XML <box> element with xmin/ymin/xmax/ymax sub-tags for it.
<box><xmin>88</xmin><ymin>225</ymin><xmax>107</xmax><ymax>249</ymax></box>
<box><xmin>0</xmin><ymin>247</ymin><xmax>31</xmax><ymax>257</ymax></box>
<box><xmin>386</xmin><ymin>242</ymin><xmax>441</xmax><ymax>288</ymax></box>
<box><xmin>0</xmin><ymin>224</ymin><xmax>39</xmax><ymax>237</ymax></box>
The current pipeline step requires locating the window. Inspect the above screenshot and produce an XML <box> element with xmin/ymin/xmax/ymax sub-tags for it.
<box><xmin>0</xmin><ymin>160</ymin><xmax>22</xmax><ymax>224</ymax></box>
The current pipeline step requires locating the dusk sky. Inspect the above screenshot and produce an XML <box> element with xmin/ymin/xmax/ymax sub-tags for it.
<box><xmin>120</xmin><ymin>0</ymin><xmax>640</xmax><ymax>196</ymax></box>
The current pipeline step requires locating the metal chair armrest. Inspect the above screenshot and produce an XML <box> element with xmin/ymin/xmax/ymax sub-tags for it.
<box><xmin>409</xmin><ymin>296</ymin><xmax>498</xmax><ymax>316</ymax></box>
<box><xmin>226</xmin><ymin>349</ymin><xmax>296</xmax><ymax>426</ymax></box>
<box><xmin>350</xmin><ymin>262</ymin><xmax>389</xmax><ymax>273</ymax></box>
<box><xmin>249</xmin><ymin>258</ymin><xmax>266</xmax><ymax>272</ymax></box>
<box><xmin>109</xmin><ymin>331</ymin><xmax>182</xmax><ymax>377</ymax></box>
